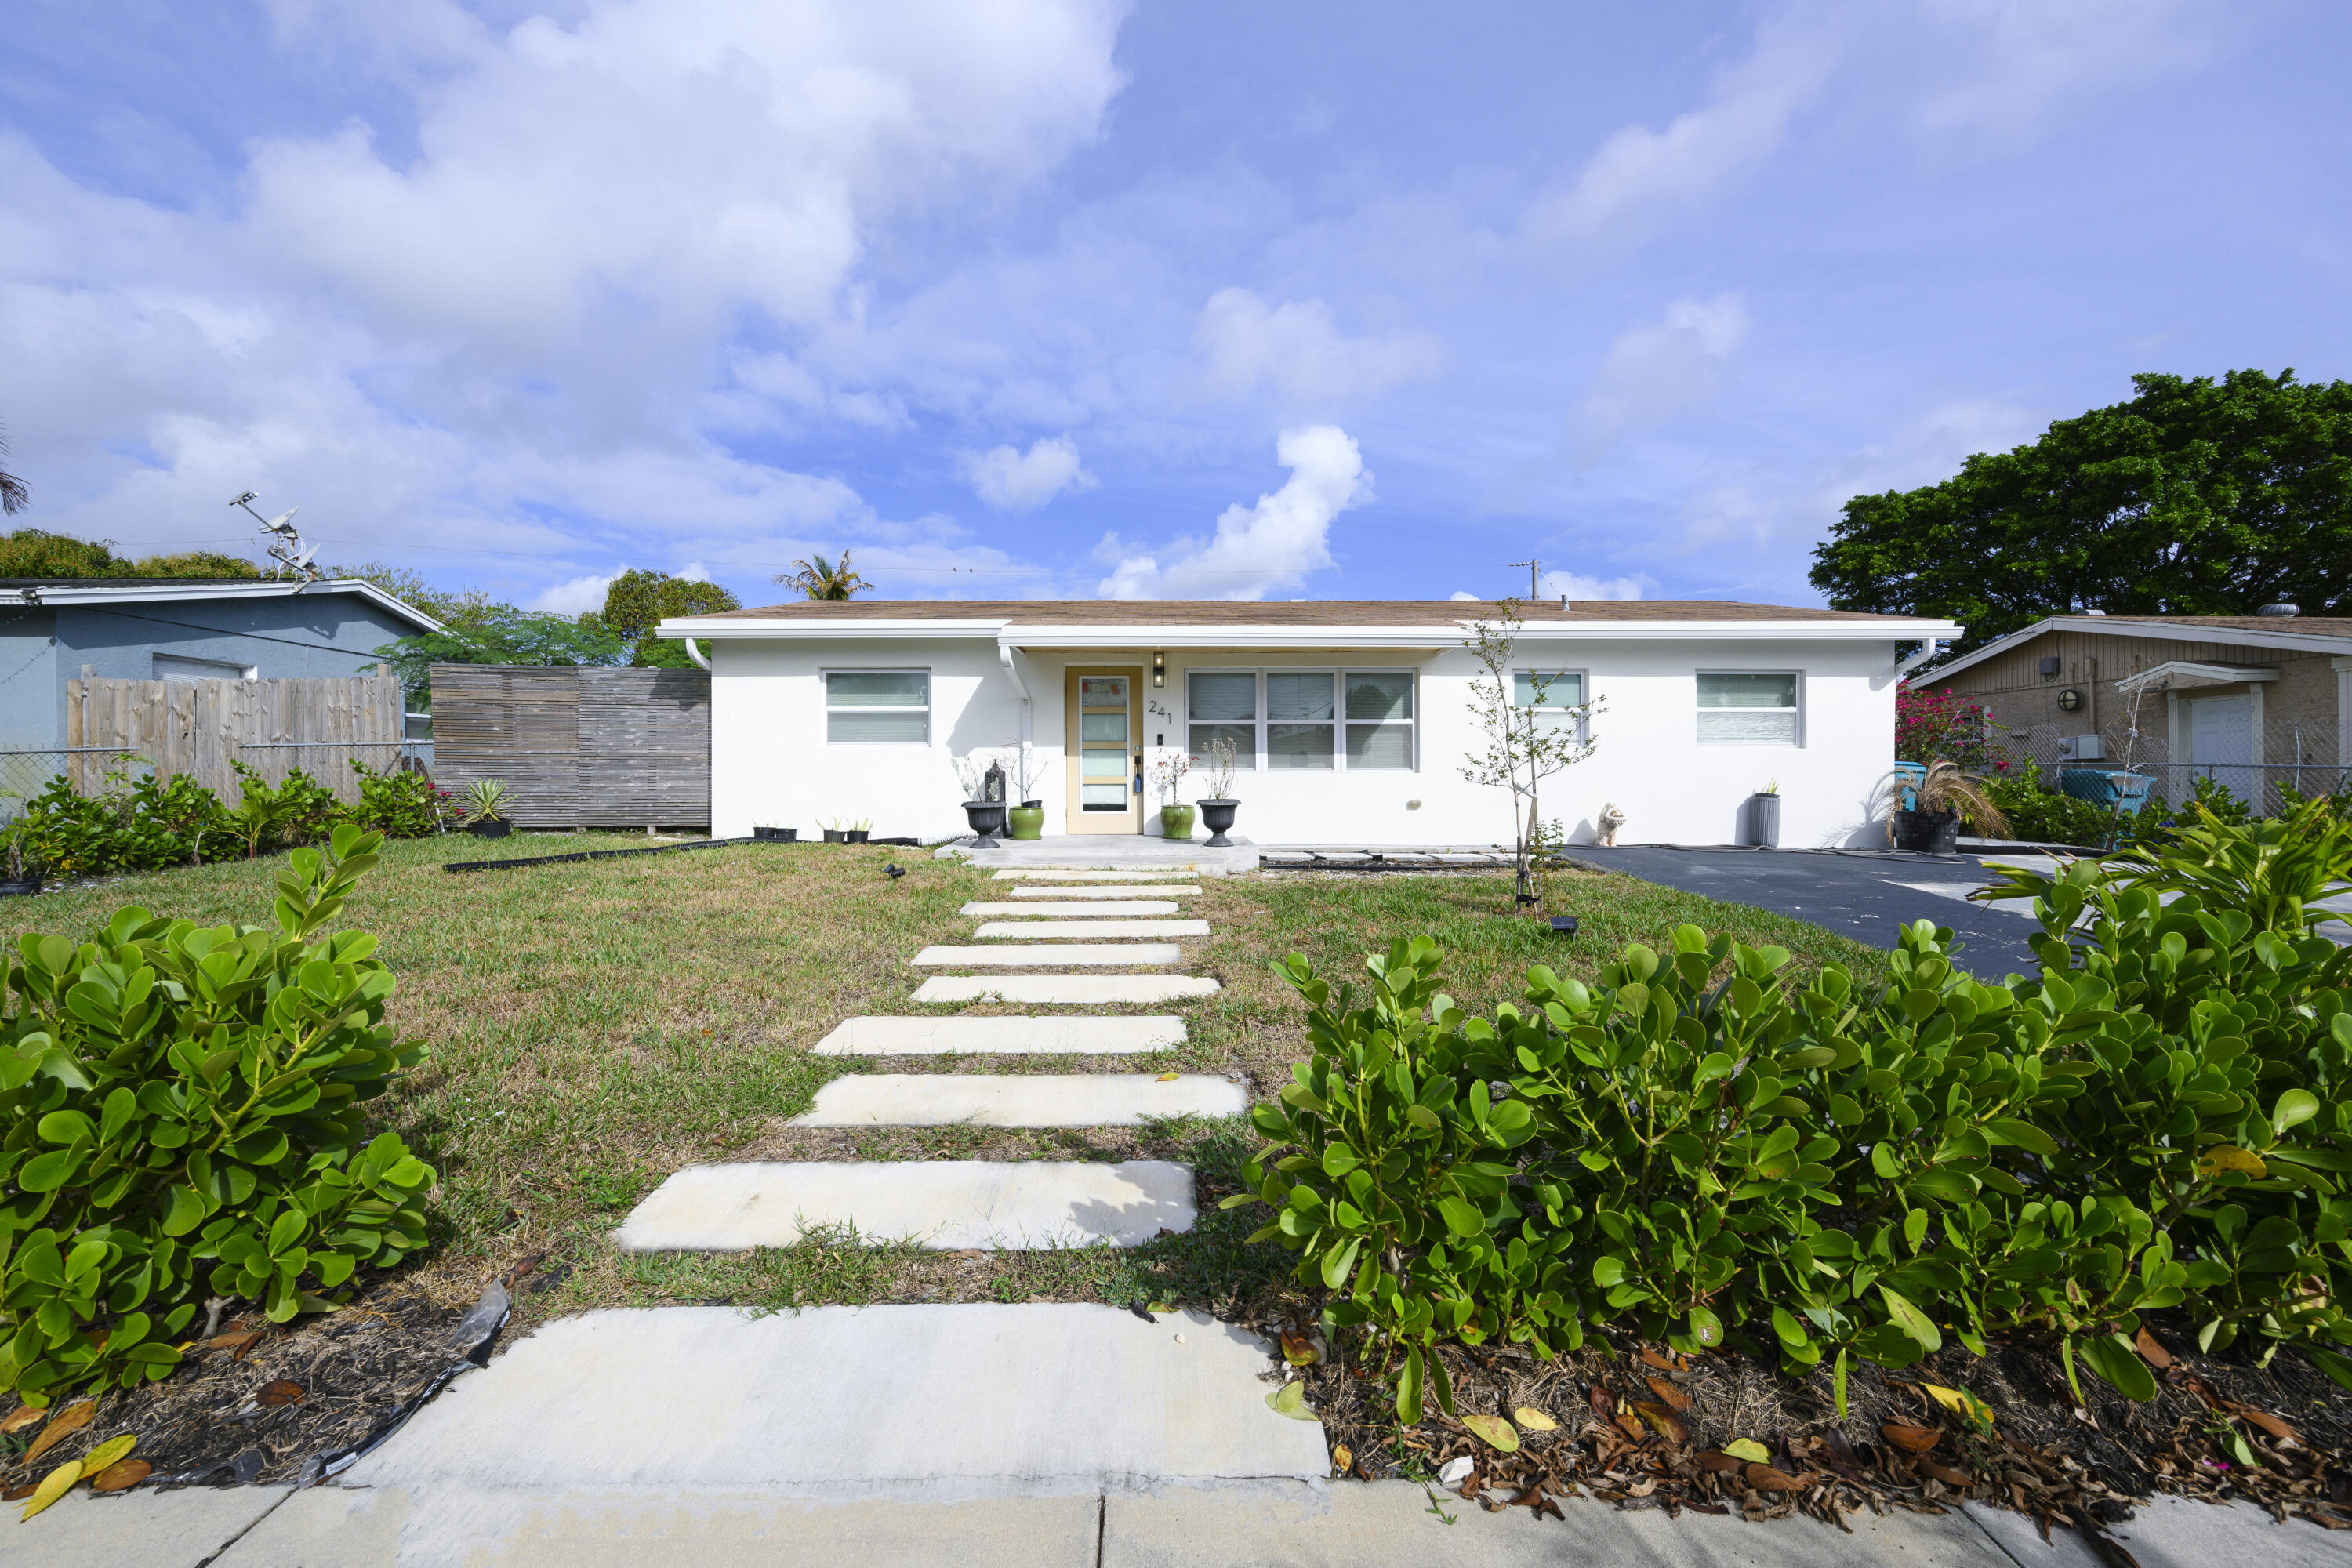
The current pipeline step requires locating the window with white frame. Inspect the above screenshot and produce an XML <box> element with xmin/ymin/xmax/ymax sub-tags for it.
<box><xmin>1696</xmin><ymin>671</ymin><xmax>1800</xmax><ymax>746</ymax></box>
<box><xmin>1186</xmin><ymin>670</ymin><xmax>1417</xmax><ymax>770</ymax></box>
<box><xmin>825</xmin><ymin>670</ymin><xmax>930</xmax><ymax>743</ymax></box>
<box><xmin>1512</xmin><ymin>670</ymin><xmax>1587</xmax><ymax>745</ymax></box>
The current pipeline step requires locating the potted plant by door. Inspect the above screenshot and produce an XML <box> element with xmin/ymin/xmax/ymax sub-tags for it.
<box><xmin>954</xmin><ymin>751</ymin><xmax>1007</xmax><ymax>848</ymax></box>
<box><xmin>460</xmin><ymin>779</ymin><xmax>514</xmax><ymax>838</ymax></box>
<box><xmin>1195</xmin><ymin>737</ymin><xmax>1241</xmax><ymax>848</ymax></box>
<box><xmin>0</xmin><ymin>823</ymin><xmax>43</xmax><ymax>896</ymax></box>
<box><xmin>1750</xmin><ymin>780</ymin><xmax>1781</xmax><ymax>848</ymax></box>
<box><xmin>1890</xmin><ymin>758</ymin><xmax>2007</xmax><ymax>855</ymax></box>
<box><xmin>1149</xmin><ymin>747</ymin><xmax>1195</xmax><ymax>840</ymax></box>
<box><xmin>1006</xmin><ymin>740</ymin><xmax>1045</xmax><ymax>840</ymax></box>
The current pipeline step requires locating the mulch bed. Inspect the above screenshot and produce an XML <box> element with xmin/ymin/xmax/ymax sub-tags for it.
<box><xmin>1286</xmin><ymin>1316</ymin><xmax>2352</xmax><ymax>1560</ymax></box>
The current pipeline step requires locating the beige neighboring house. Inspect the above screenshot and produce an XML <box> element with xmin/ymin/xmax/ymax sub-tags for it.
<box><xmin>1911</xmin><ymin>612</ymin><xmax>2352</xmax><ymax>808</ymax></box>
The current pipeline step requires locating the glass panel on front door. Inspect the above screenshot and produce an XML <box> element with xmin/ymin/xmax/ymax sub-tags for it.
<box><xmin>1080</xmin><ymin>676</ymin><xmax>1131</xmax><ymax>811</ymax></box>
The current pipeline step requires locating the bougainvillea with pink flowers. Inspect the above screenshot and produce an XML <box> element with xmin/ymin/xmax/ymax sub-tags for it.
<box><xmin>1895</xmin><ymin>684</ymin><xmax>2007</xmax><ymax>771</ymax></box>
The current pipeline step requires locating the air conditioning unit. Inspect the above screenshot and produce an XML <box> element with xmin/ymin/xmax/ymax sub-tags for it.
<box><xmin>2056</xmin><ymin>735</ymin><xmax>2104</xmax><ymax>762</ymax></box>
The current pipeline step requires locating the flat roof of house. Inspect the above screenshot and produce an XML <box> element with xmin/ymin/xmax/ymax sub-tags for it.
<box><xmin>1914</xmin><ymin>613</ymin><xmax>2352</xmax><ymax>684</ymax></box>
<box><xmin>677</xmin><ymin>597</ymin><xmax>1936</xmax><ymax>627</ymax></box>
<box><xmin>0</xmin><ymin>577</ymin><xmax>442</xmax><ymax>633</ymax></box>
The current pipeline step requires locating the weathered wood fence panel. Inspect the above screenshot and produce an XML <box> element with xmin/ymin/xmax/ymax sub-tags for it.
<box><xmin>430</xmin><ymin>665</ymin><xmax>710</xmax><ymax>827</ymax></box>
<box><xmin>65</xmin><ymin>669</ymin><xmax>408</xmax><ymax>801</ymax></box>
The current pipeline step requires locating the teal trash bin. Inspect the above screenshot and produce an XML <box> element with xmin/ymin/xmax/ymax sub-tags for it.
<box><xmin>2057</xmin><ymin>768</ymin><xmax>2153</xmax><ymax>809</ymax></box>
<box><xmin>1892</xmin><ymin>761</ymin><xmax>1926</xmax><ymax>811</ymax></box>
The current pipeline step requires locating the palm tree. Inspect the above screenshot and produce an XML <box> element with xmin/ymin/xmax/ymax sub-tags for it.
<box><xmin>0</xmin><ymin>421</ymin><xmax>27</xmax><ymax>517</ymax></box>
<box><xmin>777</xmin><ymin>550</ymin><xmax>871</xmax><ymax>600</ymax></box>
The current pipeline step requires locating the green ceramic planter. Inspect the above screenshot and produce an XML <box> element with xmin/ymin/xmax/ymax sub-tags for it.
<box><xmin>1159</xmin><ymin>804</ymin><xmax>1196</xmax><ymax>840</ymax></box>
<box><xmin>1007</xmin><ymin>804</ymin><xmax>1045</xmax><ymax>841</ymax></box>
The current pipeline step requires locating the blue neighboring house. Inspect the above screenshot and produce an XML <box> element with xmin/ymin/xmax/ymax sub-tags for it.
<box><xmin>0</xmin><ymin>577</ymin><xmax>442</xmax><ymax>757</ymax></box>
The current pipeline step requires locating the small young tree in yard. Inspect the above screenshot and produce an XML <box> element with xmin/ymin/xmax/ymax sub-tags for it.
<box><xmin>1461</xmin><ymin>599</ymin><xmax>1599</xmax><ymax>909</ymax></box>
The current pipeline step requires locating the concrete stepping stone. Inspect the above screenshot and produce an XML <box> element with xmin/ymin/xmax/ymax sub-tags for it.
<box><xmin>912</xmin><ymin>943</ymin><xmax>1182</xmax><ymax>967</ymax></box>
<box><xmin>961</xmin><ymin>899</ymin><xmax>1182</xmax><ymax>916</ymax></box>
<box><xmin>792</xmin><ymin>1073</ymin><xmax>1247</xmax><ymax>1127</ymax></box>
<box><xmin>973</xmin><ymin>920</ymin><xmax>1210</xmax><ymax>940</ymax></box>
<box><xmin>337</xmin><ymin>1304</ymin><xmax>1327</xmax><ymax>1501</ymax></box>
<box><xmin>1010</xmin><ymin>884</ymin><xmax>1200</xmax><ymax>898</ymax></box>
<box><xmin>813</xmin><ymin>1014</ymin><xmax>1186</xmax><ymax>1055</ymax></box>
<box><xmin>612</xmin><ymin>1160</ymin><xmax>1196</xmax><ymax>1250</ymax></box>
<box><xmin>913</xmin><ymin>975</ymin><xmax>1220</xmax><ymax>1005</ymax></box>
<box><xmin>992</xmin><ymin>869</ymin><xmax>1195</xmax><ymax>880</ymax></box>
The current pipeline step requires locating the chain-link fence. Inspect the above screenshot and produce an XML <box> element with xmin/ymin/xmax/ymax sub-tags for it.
<box><xmin>1994</xmin><ymin>700</ymin><xmax>2347</xmax><ymax>815</ymax></box>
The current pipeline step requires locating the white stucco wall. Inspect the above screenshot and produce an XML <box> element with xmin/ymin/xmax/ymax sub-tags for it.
<box><xmin>709</xmin><ymin>636</ymin><xmax>1904</xmax><ymax>848</ymax></box>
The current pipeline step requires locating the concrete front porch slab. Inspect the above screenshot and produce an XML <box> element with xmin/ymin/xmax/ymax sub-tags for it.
<box><xmin>943</xmin><ymin>837</ymin><xmax>1254</xmax><ymax>875</ymax></box>
<box><xmin>813</xmin><ymin>1015</ymin><xmax>1186</xmax><ymax>1055</ymax></box>
<box><xmin>341</xmin><ymin>1305</ymin><xmax>1325</xmax><ymax>1503</ymax></box>
<box><xmin>791</xmin><ymin>1073</ymin><xmax>1247</xmax><ymax>1127</ymax></box>
<box><xmin>911</xmin><ymin>975</ymin><xmax>1220</xmax><ymax>1004</ymax></box>
<box><xmin>993</xmin><ymin>870</ymin><xmax>1204</xmax><ymax>883</ymax></box>
<box><xmin>973</xmin><ymin>920</ymin><xmax>1210</xmax><ymax>940</ymax></box>
<box><xmin>216</xmin><ymin>1486</ymin><xmax>1100</xmax><ymax>1568</ymax></box>
<box><xmin>961</xmin><ymin>900</ymin><xmax>1183</xmax><ymax>916</ymax></box>
<box><xmin>612</xmin><ymin>1160</ymin><xmax>1196</xmax><ymax>1250</ymax></box>
<box><xmin>912</xmin><ymin>943</ymin><xmax>1183</xmax><ymax>967</ymax></box>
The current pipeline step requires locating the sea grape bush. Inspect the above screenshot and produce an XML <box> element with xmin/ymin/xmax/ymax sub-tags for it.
<box><xmin>1233</xmin><ymin>799</ymin><xmax>2352</xmax><ymax>1418</ymax></box>
<box><xmin>0</xmin><ymin>828</ymin><xmax>433</xmax><ymax>1400</ymax></box>
<box><xmin>16</xmin><ymin>761</ymin><xmax>448</xmax><ymax>879</ymax></box>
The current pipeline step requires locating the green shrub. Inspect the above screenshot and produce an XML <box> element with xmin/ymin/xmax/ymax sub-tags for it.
<box><xmin>344</xmin><ymin>760</ymin><xmax>448</xmax><ymax>838</ymax></box>
<box><xmin>0</xmin><ymin>827</ymin><xmax>432</xmax><ymax>1401</ymax></box>
<box><xmin>1235</xmin><ymin>799</ymin><xmax>2352</xmax><ymax>1418</ymax></box>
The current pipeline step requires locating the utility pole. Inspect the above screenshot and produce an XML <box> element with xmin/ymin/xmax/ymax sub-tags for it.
<box><xmin>1508</xmin><ymin>559</ymin><xmax>1539</xmax><ymax>599</ymax></box>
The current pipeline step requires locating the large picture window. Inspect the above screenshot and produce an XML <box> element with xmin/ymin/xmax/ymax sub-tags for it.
<box><xmin>1512</xmin><ymin>670</ymin><xmax>1587</xmax><ymax>745</ymax></box>
<box><xmin>1186</xmin><ymin>670</ymin><xmax>1417</xmax><ymax>771</ymax></box>
<box><xmin>826</xmin><ymin>670</ymin><xmax>930</xmax><ymax>743</ymax></box>
<box><xmin>1697</xmin><ymin>671</ymin><xmax>1799</xmax><ymax>746</ymax></box>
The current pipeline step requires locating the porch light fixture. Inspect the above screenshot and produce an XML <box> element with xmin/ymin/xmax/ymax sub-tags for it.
<box><xmin>1152</xmin><ymin>651</ymin><xmax>1165</xmax><ymax>687</ymax></box>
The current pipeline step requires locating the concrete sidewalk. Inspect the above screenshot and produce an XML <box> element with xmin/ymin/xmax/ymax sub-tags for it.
<box><xmin>15</xmin><ymin>1473</ymin><xmax>2351</xmax><ymax>1568</ymax></box>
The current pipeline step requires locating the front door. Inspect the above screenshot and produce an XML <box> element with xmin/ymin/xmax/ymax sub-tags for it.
<box><xmin>1066</xmin><ymin>667</ymin><xmax>1142</xmax><ymax>834</ymax></box>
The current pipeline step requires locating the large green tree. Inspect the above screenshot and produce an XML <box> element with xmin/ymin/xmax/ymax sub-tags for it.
<box><xmin>1810</xmin><ymin>370</ymin><xmax>2352</xmax><ymax>655</ymax></box>
<box><xmin>0</xmin><ymin>528</ymin><xmax>262</xmax><ymax>580</ymax></box>
<box><xmin>592</xmin><ymin>568</ymin><xmax>739</xmax><ymax>666</ymax></box>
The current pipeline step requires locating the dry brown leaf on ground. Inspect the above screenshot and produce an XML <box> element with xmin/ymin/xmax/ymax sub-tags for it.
<box><xmin>89</xmin><ymin>1460</ymin><xmax>150</xmax><ymax>1494</ymax></box>
<box><xmin>1279</xmin><ymin>1331</ymin><xmax>1319</xmax><ymax>1367</ymax></box>
<box><xmin>17</xmin><ymin>1461</ymin><xmax>79</xmax><ymax>1521</ymax></box>
<box><xmin>1645</xmin><ymin>1375</ymin><xmax>1692</xmax><ymax>1412</ymax></box>
<box><xmin>1882</xmin><ymin>1423</ymin><xmax>1941</xmax><ymax>1454</ymax></box>
<box><xmin>2234</xmin><ymin>1406</ymin><xmax>2298</xmax><ymax>1445</ymax></box>
<box><xmin>2135</xmin><ymin>1328</ymin><xmax>2174</xmax><ymax>1370</ymax></box>
<box><xmin>1696</xmin><ymin>1450</ymin><xmax>1744</xmax><ymax>1473</ymax></box>
<box><xmin>0</xmin><ymin>1408</ymin><xmax>41</xmax><ymax>1436</ymax></box>
<box><xmin>256</xmin><ymin>1381</ymin><xmax>307</xmax><ymax>1407</ymax></box>
<box><xmin>0</xmin><ymin>1482</ymin><xmax>31</xmax><ymax>1502</ymax></box>
<box><xmin>1632</xmin><ymin>1403</ymin><xmax>1691</xmax><ymax>1445</ymax></box>
<box><xmin>1746</xmin><ymin>1463</ymin><xmax>1806</xmax><ymax>1492</ymax></box>
<box><xmin>1638</xmin><ymin>1347</ymin><xmax>1676</xmax><ymax>1371</ymax></box>
<box><xmin>20</xmin><ymin>1403</ymin><xmax>93</xmax><ymax>1467</ymax></box>
<box><xmin>1919</xmin><ymin>1459</ymin><xmax>1974</xmax><ymax>1487</ymax></box>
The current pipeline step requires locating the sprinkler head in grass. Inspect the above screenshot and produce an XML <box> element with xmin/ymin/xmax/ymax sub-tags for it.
<box><xmin>1550</xmin><ymin>916</ymin><xmax>1579</xmax><ymax>935</ymax></box>
<box><xmin>886</xmin><ymin>865</ymin><xmax>906</xmax><ymax>881</ymax></box>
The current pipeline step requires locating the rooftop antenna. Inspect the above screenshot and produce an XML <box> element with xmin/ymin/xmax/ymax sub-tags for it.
<box><xmin>230</xmin><ymin>489</ymin><xmax>321</xmax><ymax>589</ymax></box>
<box><xmin>1508</xmin><ymin>558</ymin><xmax>1539</xmax><ymax>599</ymax></box>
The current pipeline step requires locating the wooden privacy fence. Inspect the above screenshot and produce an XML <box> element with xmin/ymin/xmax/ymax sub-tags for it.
<box><xmin>66</xmin><ymin>668</ymin><xmax>409</xmax><ymax>802</ymax></box>
<box><xmin>429</xmin><ymin>665</ymin><xmax>710</xmax><ymax>828</ymax></box>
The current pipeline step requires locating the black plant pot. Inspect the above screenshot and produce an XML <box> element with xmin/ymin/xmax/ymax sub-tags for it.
<box><xmin>1892</xmin><ymin>808</ymin><xmax>1960</xmax><ymax>855</ymax></box>
<box><xmin>845</xmin><ymin>829</ymin><xmax>869</xmax><ymax>844</ymax></box>
<box><xmin>823</xmin><ymin>829</ymin><xmax>847</xmax><ymax>844</ymax></box>
<box><xmin>468</xmin><ymin>818</ymin><xmax>513</xmax><ymax>839</ymax></box>
<box><xmin>1197</xmin><ymin>798</ymin><xmax>1240</xmax><ymax>848</ymax></box>
<box><xmin>753</xmin><ymin>826</ymin><xmax>797</xmax><ymax>842</ymax></box>
<box><xmin>963</xmin><ymin>800</ymin><xmax>1007</xmax><ymax>848</ymax></box>
<box><xmin>0</xmin><ymin>877</ymin><xmax>42</xmax><ymax>897</ymax></box>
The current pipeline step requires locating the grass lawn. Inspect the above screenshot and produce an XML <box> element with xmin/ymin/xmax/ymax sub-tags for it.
<box><xmin>0</xmin><ymin>833</ymin><xmax>1896</xmax><ymax>1326</ymax></box>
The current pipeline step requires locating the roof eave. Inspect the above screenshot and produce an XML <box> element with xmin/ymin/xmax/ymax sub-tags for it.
<box><xmin>1914</xmin><ymin>615</ymin><xmax>2352</xmax><ymax>684</ymax></box>
<box><xmin>657</xmin><ymin>616</ymin><xmax>1961</xmax><ymax>646</ymax></box>
<box><xmin>0</xmin><ymin>579</ymin><xmax>443</xmax><ymax>634</ymax></box>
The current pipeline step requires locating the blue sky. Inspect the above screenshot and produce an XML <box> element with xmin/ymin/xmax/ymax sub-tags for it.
<box><xmin>4</xmin><ymin>0</ymin><xmax>2347</xmax><ymax>612</ymax></box>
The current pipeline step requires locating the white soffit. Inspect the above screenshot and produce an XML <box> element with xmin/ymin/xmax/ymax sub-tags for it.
<box><xmin>2116</xmin><ymin>660</ymin><xmax>2284</xmax><ymax>694</ymax></box>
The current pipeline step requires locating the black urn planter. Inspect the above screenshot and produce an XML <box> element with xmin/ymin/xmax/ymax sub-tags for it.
<box><xmin>1197</xmin><ymin>797</ymin><xmax>1240</xmax><ymax>848</ymax></box>
<box><xmin>963</xmin><ymin>800</ymin><xmax>1007</xmax><ymax>849</ymax></box>
<box><xmin>1891</xmin><ymin>808</ymin><xmax>1960</xmax><ymax>855</ymax></box>
<box><xmin>0</xmin><ymin>877</ymin><xmax>42</xmax><ymax>898</ymax></box>
<box><xmin>844</xmin><ymin>829</ymin><xmax>870</xmax><ymax>844</ymax></box>
<box><xmin>467</xmin><ymin>818</ymin><xmax>514</xmax><ymax>839</ymax></box>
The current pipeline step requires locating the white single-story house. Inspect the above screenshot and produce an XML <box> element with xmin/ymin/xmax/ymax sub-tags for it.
<box><xmin>658</xmin><ymin>599</ymin><xmax>1962</xmax><ymax>847</ymax></box>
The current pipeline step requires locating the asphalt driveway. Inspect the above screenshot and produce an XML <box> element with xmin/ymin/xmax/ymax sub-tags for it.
<box><xmin>1567</xmin><ymin>845</ymin><xmax>2060</xmax><ymax>976</ymax></box>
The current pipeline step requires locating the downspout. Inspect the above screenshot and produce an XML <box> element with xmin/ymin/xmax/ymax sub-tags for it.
<box><xmin>681</xmin><ymin>636</ymin><xmax>711</xmax><ymax>671</ymax></box>
<box><xmin>1894</xmin><ymin>638</ymin><xmax>1949</xmax><ymax>679</ymax></box>
<box><xmin>999</xmin><ymin>641</ymin><xmax>1033</xmax><ymax>799</ymax></box>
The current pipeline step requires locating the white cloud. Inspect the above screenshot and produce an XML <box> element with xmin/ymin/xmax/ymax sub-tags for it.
<box><xmin>1906</xmin><ymin>0</ymin><xmax>2232</xmax><ymax>147</ymax></box>
<box><xmin>1098</xmin><ymin>426</ymin><xmax>1370</xmax><ymax>600</ymax></box>
<box><xmin>532</xmin><ymin>572</ymin><xmax>619</xmax><ymax>615</ymax></box>
<box><xmin>1573</xmin><ymin>293</ymin><xmax>1750</xmax><ymax>462</ymax></box>
<box><xmin>960</xmin><ymin>435</ymin><xmax>1096</xmax><ymax>510</ymax></box>
<box><xmin>1540</xmin><ymin>570</ymin><xmax>1645</xmax><ymax>601</ymax></box>
<box><xmin>1193</xmin><ymin>289</ymin><xmax>1441</xmax><ymax>406</ymax></box>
